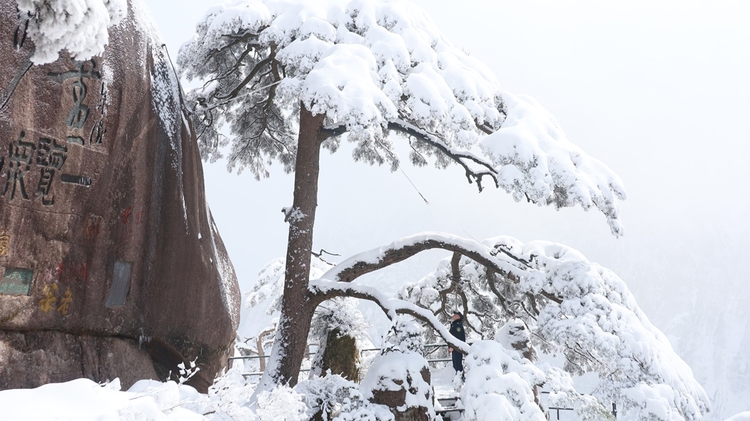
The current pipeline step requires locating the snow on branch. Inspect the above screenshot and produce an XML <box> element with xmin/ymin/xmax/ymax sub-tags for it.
<box><xmin>387</xmin><ymin>118</ymin><xmax>500</xmax><ymax>191</ymax></box>
<box><xmin>400</xmin><ymin>235</ymin><xmax>710</xmax><ymax>421</ymax></box>
<box><xmin>308</xmin><ymin>278</ymin><xmax>470</xmax><ymax>354</ymax></box>
<box><xmin>314</xmin><ymin>232</ymin><xmax>709</xmax><ymax>419</ymax></box>
<box><xmin>15</xmin><ymin>0</ymin><xmax>126</xmax><ymax>64</ymax></box>
<box><xmin>179</xmin><ymin>0</ymin><xmax>627</xmax><ymax>235</ymax></box>
<box><xmin>317</xmin><ymin>232</ymin><xmax>533</xmax><ymax>284</ymax></box>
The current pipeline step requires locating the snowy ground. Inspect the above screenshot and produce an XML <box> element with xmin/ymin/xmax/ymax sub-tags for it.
<box><xmin>0</xmin><ymin>378</ymin><xmax>206</xmax><ymax>421</ymax></box>
<box><xmin>1</xmin><ymin>350</ymin><xmax>747</xmax><ymax>421</ymax></box>
<box><xmin>0</xmin><ymin>363</ymin><xmax>488</xmax><ymax>420</ymax></box>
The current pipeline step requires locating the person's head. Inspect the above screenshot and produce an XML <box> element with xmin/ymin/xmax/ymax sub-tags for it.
<box><xmin>452</xmin><ymin>311</ymin><xmax>463</xmax><ymax>321</ymax></box>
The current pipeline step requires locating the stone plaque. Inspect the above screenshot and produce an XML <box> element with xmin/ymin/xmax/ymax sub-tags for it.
<box><xmin>0</xmin><ymin>267</ymin><xmax>33</xmax><ymax>295</ymax></box>
<box><xmin>105</xmin><ymin>261</ymin><xmax>131</xmax><ymax>307</ymax></box>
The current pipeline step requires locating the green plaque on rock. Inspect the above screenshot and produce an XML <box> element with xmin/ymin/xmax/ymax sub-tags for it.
<box><xmin>0</xmin><ymin>267</ymin><xmax>33</xmax><ymax>295</ymax></box>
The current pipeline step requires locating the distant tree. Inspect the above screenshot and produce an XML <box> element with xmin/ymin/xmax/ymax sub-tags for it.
<box><xmin>177</xmin><ymin>0</ymin><xmax>632</xmax><ymax>389</ymax></box>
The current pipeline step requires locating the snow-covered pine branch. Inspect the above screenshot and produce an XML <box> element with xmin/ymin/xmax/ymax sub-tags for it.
<box><xmin>305</xmin><ymin>231</ymin><xmax>708</xmax><ymax>420</ymax></box>
<box><xmin>399</xmin><ymin>235</ymin><xmax>710</xmax><ymax>421</ymax></box>
<box><xmin>15</xmin><ymin>0</ymin><xmax>126</xmax><ymax>64</ymax></box>
<box><xmin>308</xmin><ymin>277</ymin><xmax>470</xmax><ymax>354</ymax></box>
<box><xmin>316</xmin><ymin>231</ymin><xmax>533</xmax><ymax>283</ymax></box>
<box><xmin>294</xmin><ymin>229</ymin><xmax>709</xmax><ymax>420</ymax></box>
<box><xmin>245</xmin><ymin>231</ymin><xmax>708</xmax><ymax>420</ymax></box>
<box><xmin>178</xmin><ymin>0</ymin><xmax>626</xmax><ymax>235</ymax></box>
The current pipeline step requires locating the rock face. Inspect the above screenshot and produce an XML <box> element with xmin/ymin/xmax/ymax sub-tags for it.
<box><xmin>0</xmin><ymin>0</ymin><xmax>240</xmax><ymax>392</ymax></box>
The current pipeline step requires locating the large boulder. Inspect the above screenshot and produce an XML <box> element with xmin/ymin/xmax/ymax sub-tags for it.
<box><xmin>0</xmin><ymin>0</ymin><xmax>240</xmax><ymax>392</ymax></box>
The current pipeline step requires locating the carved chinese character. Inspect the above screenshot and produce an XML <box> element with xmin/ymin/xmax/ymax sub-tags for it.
<box><xmin>39</xmin><ymin>283</ymin><xmax>58</xmax><ymax>312</ymax></box>
<box><xmin>89</xmin><ymin>119</ymin><xmax>106</xmax><ymax>145</ymax></box>
<box><xmin>83</xmin><ymin>215</ymin><xmax>102</xmax><ymax>242</ymax></box>
<box><xmin>57</xmin><ymin>287</ymin><xmax>73</xmax><ymax>315</ymax></box>
<box><xmin>66</xmin><ymin>78</ymin><xmax>89</xmax><ymax>131</ymax></box>
<box><xmin>2</xmin><ymin>131</ymin><xmax>35</xmax><ymax>202</ymax></box>
<box><xmin>35</xmin><ymin>137</ymin><xmax>67</xmax><ymax>205</ymax></box>
<box><xmin>35</xmin><ymin>168</ymin><xmax>55</xmax><ymax>205</ymax></box>
<box><xmin>89</xmin><ymin>82</ymin><xmax>108</xmax><ymax>145</ymax></box>
<box><xmin>48</xmin><ymin>60</ymin><xmax>101</xmax><ymax>145</ymax></box>
<box><xmin>0</xmin><ymin>230</ymin><xmax>8</xmax><ymax>257</ymax></box>
<box><xmin>36</xmin><ymin>137</ymin><xmax>67</xmax><ymax>169</ymax></box>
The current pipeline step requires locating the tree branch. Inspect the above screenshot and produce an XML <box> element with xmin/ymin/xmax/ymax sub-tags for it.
<box><xmin>309</xmin><ymin>280</ymin><xmax>471</xmax><ymax>354</ymax></box>
<box><xmin>217</xmin><ymin>54</ymin><xmax>276</xmax><ymax>100</ymax></box>
<box><xmin>321</xmin><ymin>123</ymin><xmax>348</xmax><ymax>138</ymax></box>
<box><xmin>319</xmin><ymin>233</ymin><xmax>533</xmax><ymax>284</ymax></box>
<box><xmin>540</xmin><ymin>290</ymin><xmax>563</xmax><ymax>304</ymax></box>
<box><xmin>458</xmin><ymin>289</ymin><xmax>482</xmax><ymax>334</ymax></box>
<box><xmin>387</xmin><ymin>119</ymin><xmax>499</xmax><ymax>192</ymax></box>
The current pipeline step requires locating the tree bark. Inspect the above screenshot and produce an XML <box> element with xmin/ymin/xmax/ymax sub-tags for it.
<box><xmin>262</xmin><ymin>104</ymin><xmax>326</xmax><ymax>387</ymax></box>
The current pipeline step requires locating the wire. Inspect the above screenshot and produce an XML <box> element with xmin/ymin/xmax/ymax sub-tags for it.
<box><xmin>398</xmin><ymin>167</ymin><xmax>481</xmax><ymax>244</ymax></box>
<box><xmin>398</xmin><ymin>167</ymin><xmax>429</xmax><ymax>205</ymax></box>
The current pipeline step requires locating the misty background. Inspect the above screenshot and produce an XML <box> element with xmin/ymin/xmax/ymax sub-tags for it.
<box><xmin>143</xmin><ymin>0</ymin><xmax>750</xmax><ymax>418</ymax></box>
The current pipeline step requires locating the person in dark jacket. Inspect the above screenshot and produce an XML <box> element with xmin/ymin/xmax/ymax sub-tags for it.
<box><xmin>447</xmin><ymin>311</ymin><xmax>466</xmax><ymax>373</ymax></box>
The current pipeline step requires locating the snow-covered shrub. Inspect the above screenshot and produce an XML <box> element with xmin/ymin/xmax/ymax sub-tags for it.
<box><xmin>495</xmin><ymin>318</ymin><xmax>534</xmax><ymax>360</ymax></box>
<box><xmin>361</xmin><ymin>352</ymin><xmax>435</xmax><ymax>421</ymax></box>
<box><xmin>298</xmin><ymin>373</ymin><xmax>394</xmax><ymax>421</ymax></box>
<box><xmin>122</xmin><ymin>379</ymin><xmax>206</xmax><ymax>420</ymax></box>
<box><xmin>381</xmin><ymin>315</ymin><xmax>425</xmax><ymax>355</ymax></box>
<box><xmin>204</xmin><ymin>368</ymin><xmax>257</xmax><ymax>420</ymax></box>
<box><xmin>311</xmin><ymin>298</ymin><xmax>370</xmax><ymax>342</ymax></box>
<box><xmin>401</xmin><ymin>236</ymin><xmax>710</xmax><ymax>421</ymax></box>
<box><xmin>256</xmin><ymin>384</ymin><xmax>307</xmax><ymax>421</ymax></box>
<box><xmin>461</xmin><ymin>340</ymin><xmax>545</xmax><ymax>421</ymax></box>
<box><xmin>174</xmin><ymin>359</ymin><xmax>200</xmax><ymax>385</ymax></box>
<box><xmin>15</xmin><ymin>0</ymin><xmax>126</xmax><ymax>64</ymax></box>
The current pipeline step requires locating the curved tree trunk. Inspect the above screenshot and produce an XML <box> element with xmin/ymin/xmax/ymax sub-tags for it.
<box><xmin>261</xmin><ymin>105</ymin><xmax>326</xmax><ymax>387</ymax></box>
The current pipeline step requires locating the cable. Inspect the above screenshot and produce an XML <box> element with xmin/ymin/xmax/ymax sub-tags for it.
<box><xmin>399</xmin><ymin>167</ymin><xmax>429</xmax><ymax>205</ymax></box>
<box><xmin>398</xmin><ymin>167</ymin><xmax>482</xmax><ymax>244</ymax></box>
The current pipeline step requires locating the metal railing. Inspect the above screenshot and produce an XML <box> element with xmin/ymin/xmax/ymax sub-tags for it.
<box><xmin>227</xmin><ymin>344</ymin><xmax>618</xmax><ymax>419</ymax></box>
<box><xmin>539</xmin><ymin>392</ymin><xmax>574</xmax><ymax>421</ymax></box>
<box><xmin>359</xmin><ymin>343</ymin><xmax>456</xmax><ymax>364</ymax></box>
<box><xmin>228</xmin><ymin>351</ymin><xmax>318</xmax><ymax>377</ymax></box>
<box><xmin>230</xmin><ymin>343</ymin><xmax>456</xmax><ymax>377</ymax></box>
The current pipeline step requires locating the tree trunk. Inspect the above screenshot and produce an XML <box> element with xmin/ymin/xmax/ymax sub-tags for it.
<box><xmin>261</xmin><ymin>105</ymin><xmax>326</xmax><ymax>387</ymax></box>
